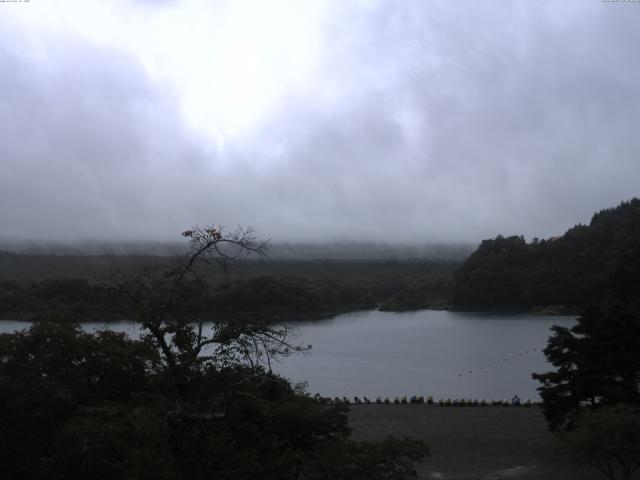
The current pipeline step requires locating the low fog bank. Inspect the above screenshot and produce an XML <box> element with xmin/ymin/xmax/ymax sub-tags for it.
<box><xmin>0</xmin><ymin>240</ymin><xmax>474</xmax><ymax>261</ymax></box>
<box><xmin>267</xmin><ymin>242</ymin><xmax>474</xmax><ymax>261</ymax></box>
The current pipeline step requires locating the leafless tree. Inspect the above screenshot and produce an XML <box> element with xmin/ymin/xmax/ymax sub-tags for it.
<box><xmin>109</xmin><ymin>225</ymin><xmax>307</xmax><ymax>391</ymax></box>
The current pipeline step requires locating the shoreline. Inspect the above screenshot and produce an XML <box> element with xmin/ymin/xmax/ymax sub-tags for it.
<box><xmin>0</xmin><ymin>304</ymin><xmax>579</xmax><ymax>323</ymax></box>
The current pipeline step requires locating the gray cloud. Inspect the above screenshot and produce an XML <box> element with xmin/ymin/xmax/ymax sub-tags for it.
<box><xmin>1</xmin><ymin>1</ymin><xmax>640</xmax><ymax>244</ymax></box>
<box><xmin>0</xmin><ymin>31</ymin><xmax>201</xmax><ymax>240</ymax></box>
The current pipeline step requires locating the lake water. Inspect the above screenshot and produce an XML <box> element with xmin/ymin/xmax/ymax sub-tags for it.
<box><xmin>274</xmin><ymin>310</ymin><xmax>575</xmax><ymax>401</ymax></box>
<box><xmin>0</xmin><ymin>309</ymin><xmax>575</xmax><ymax>401</ymax></box>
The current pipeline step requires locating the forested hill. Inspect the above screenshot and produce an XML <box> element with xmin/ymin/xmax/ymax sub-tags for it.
<box><xmin>451</xmin><ymin>198</ymin><xmax>640</xmax><ymax>311</ymax></box>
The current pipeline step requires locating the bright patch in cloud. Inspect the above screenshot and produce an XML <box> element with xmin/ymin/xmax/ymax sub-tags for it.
<box><xmin>9</xmin><ymin>0</ymin><xmax>328</xmax><ymax>142</ymax></box>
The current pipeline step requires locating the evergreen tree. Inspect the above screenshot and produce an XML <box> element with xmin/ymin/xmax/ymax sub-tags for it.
<box><xmin>533</xmin><ymin>303</ymin><xmax>640</xmax><ymax>431</ymax></box>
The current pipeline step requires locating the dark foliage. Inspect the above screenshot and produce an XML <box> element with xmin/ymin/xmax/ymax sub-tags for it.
<box><xmin>452</xmin><ymin>198</ymin><xmax>640</xmax><ymax>310</ymax></box>
<box><xmin>532</xmin><ymin>304</ymin><xmax>640</xmax><ymax>431</ymax></box>
<box><xmin>206</xmin><ymin>275</ymin><xmax>375</xmax><ymax>315</ymax></box>
<box><xmin>0</xmin><ymin>322</ymin><xmax>158</xmax><ymax>479</ymax></box>
<box><xmin>0</xmin><ymin>319</ymin><xmax>428</xmax><ymax>479</ymax></box>
<box><xmin>0</xmin><ymin>226</ymin><xmax>428</xmax><ymax>479</ymax></box>
<box><xmin>0</xmin><ymin>263</ymin><xmax>456</xmax><ymax>321</ymax></box>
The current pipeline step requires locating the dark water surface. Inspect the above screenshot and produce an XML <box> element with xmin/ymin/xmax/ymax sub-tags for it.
<box><xmin>274</xmin><ymin>310</ymin><xmax>575</xmax><ymax>400</ymax></box>
<box><xmin>1</xmin><ymin>309</ymin><xmax>575</xmax><ymax>400</ymax></box>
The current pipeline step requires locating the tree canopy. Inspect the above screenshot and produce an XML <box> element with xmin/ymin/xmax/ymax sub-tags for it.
<box><xmin>0</xmin><ymin>225</ymin><xmax>428</xmax><ymax>479</ymax></box>
<box><xmin>532</xmin><ymin>303</ymin><xmax>640</xmax><ymax>431</ymax></box>
<box><xmin>452</xmin><ymin>198</ymin><xmax>640</xmax><ymax>310</ymax></box>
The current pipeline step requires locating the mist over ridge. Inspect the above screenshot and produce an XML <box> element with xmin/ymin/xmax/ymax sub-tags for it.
<box><xmin>0</xmin><ymin>239</ymin><xmax>474</xmax><ymax>261</ymax></box>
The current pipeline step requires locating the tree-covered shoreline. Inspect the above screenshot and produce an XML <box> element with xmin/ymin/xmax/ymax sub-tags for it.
<box><xmin>5</xmin><ymin>198</ymin><xmax>640</xmax><ymax>322</ymax></box>
<box><xmin>452</xmin><ymin>198</ymin><xmax>640</xmax><ymax>311</ymax></box>
<box><xmin>0</xmin><ymin>259</ymin><xmax>456</xmax><ymax>322</ymax></box>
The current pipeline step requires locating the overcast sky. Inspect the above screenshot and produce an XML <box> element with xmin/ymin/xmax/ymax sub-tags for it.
<box><xmin>1</xmin><ymin>0</ymin><xmax>639</xmax><ymax>244</ymax></box>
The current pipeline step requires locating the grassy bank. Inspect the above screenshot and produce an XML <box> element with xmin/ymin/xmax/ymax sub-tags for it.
<box><xmin>349</xmin><ymin>404</ymin><xmax>600</xmax><ymax>480</ymax></box>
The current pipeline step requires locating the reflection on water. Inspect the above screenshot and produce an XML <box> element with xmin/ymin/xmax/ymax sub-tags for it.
<box><xmin>0</xmin><ymin>309</ymin><xmax>575</xmax><ymax>400</ymax></box>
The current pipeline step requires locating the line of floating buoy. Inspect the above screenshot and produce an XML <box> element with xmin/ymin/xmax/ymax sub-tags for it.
<box><xmin>312</xmin><ymin>394</ymin><xmax>536</xmax><ymax>407</ymax></box>
<box><xmin>457</xmin><ymin>348</ymin><xmax>539</xmax><ymax>377</ymax></box>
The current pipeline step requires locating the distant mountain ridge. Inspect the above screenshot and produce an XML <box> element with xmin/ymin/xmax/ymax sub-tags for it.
<box><xmin>451</xmin><ymin>198</ymin><xmax>640</xmax><ymax>310</ymax></box>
